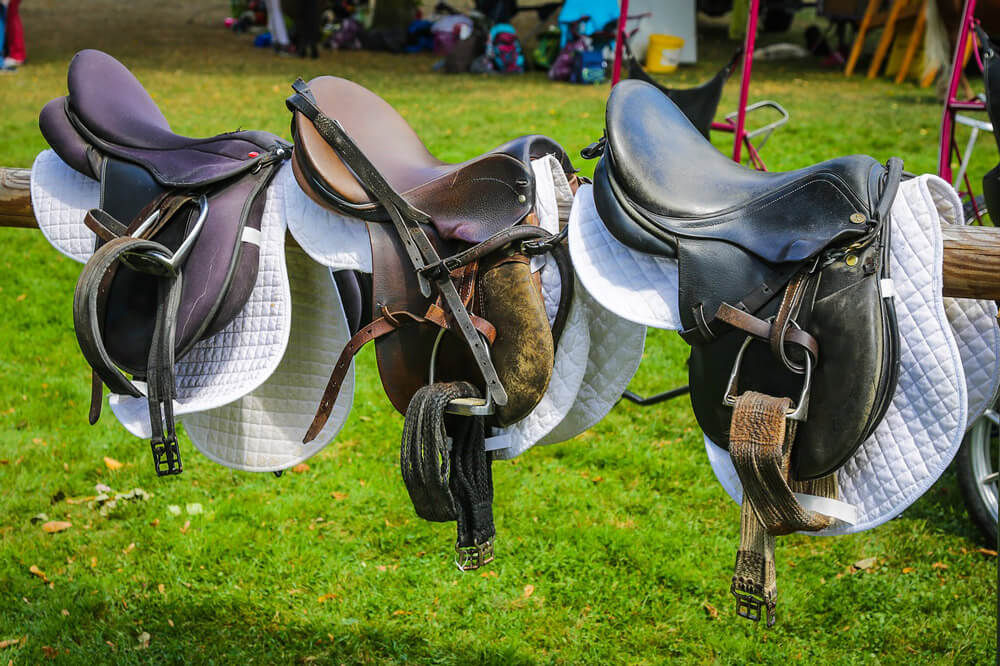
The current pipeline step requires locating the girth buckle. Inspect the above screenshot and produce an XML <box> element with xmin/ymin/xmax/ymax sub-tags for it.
<box><xmin>731</xmin><ymin>582</ymin><xmax>776</xmax><ymax>627</ymax></box>
<box><xmin>455</xmin><ymin>539</ymin><xmax>495</xmax><ymax>571</ymax></box>
<box><xmin>150</xmin><ymin>435</ymin><xmax>183</xmax><ymax>476</ymax></box>
<box><xmin>723</xmin><ymin>334</ymin><xmax>812</xmax><ymax>422</ymax></box>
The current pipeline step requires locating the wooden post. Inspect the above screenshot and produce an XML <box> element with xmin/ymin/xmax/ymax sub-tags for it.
<box><xmin>0</xmin><ymin>168</ymin><xmax>34</xmax><ymax>229</ymax></box>
<box><xmin>2</xmin><ymin>166</ymin><xmax>1000</xmax><ymax>300</ymax></box>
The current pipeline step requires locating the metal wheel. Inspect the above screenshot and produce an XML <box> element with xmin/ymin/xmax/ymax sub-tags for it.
<box><xmin>957</xmin><ymin>408</ymin><xmax>999</xmax><ymax>546</ymax></box>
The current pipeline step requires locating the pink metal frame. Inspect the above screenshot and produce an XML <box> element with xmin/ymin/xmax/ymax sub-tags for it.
<box><xmin>611</xmin><ymin>0</ymin><xmax>763</xmax><ymax>168</ymax></box>
<box><xmin>938</xmin><ymin>0</ymin><xmax>985</xmax><ymax>192</ymax></box>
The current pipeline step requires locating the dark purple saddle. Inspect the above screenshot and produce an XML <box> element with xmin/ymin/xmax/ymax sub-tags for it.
<box><xmin>39</xmin><ymin>49</ymin><xmax>290</xmax><ymax>476</ymax></box>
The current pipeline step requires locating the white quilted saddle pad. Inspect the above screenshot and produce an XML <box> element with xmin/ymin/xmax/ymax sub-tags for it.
<box><xmin>570</xmin><ymin>175</ymin><xmax>1000</xmax><ymax>534</ymax></box>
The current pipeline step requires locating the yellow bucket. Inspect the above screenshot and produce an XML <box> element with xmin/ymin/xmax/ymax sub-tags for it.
<box><xmin>646</xmin><ymin>34</ymin><xmax>685</xmax><ymax>73</ymax></box>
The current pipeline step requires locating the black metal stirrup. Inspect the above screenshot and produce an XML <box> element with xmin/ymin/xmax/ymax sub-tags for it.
<box><xmin>286</xmin><ymin>79</ymin><xmax>509</xmax><ymax>407</ymax></box>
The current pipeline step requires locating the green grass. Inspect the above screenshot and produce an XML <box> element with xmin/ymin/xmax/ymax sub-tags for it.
<box><xmin>0</xmin><ymin>1</ymin><xmax>996</xmax><ymax>663</ymax></box>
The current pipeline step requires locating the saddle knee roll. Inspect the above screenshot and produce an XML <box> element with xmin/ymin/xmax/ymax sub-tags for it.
<box><xmin>477</xmin><ymin>254</ymin><xmax>554</xmax><ymax>427</ymax></box>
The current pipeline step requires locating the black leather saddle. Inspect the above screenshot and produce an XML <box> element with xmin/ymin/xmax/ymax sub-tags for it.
<box><xmin>592</xmin><ymin>80</ymin><xmax>902</xmax><ymax>481</ymax></box>
<box><xmin>39</xmin><ymin>49</ymin><xmax>290</xmax><ymax>476</ymax></box>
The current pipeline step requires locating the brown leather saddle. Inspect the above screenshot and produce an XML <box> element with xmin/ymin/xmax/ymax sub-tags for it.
<box><xmin>286</xmin><ymin>76</ymin><xmax>575</xmax><ymax>436</ymax></box>
<box><xmin>38</xmin><ymin>50</ymin><xmax>290</xmax><ymax>475</ymax></box>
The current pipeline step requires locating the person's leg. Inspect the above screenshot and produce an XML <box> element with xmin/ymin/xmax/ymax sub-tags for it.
<box><xmin>264</xmin><ymin>0</ymin><xmax>290</xmax><ymax>48</ymax></box>
<box><xmin>5</xmin><ymin>0</ymin><xmax>25</xmax><ymax>65</ymax></box>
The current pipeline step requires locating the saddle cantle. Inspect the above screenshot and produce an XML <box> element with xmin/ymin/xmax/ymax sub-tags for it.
<box><xmin>594</xmin><ymin>80</ymin><xmax>901</xmax><ymax>481</ymax></box>
<box><xmin>287</xmin><ymin>76</ymin><xmax>575</xmax><ymax>433</ymax></box>
<box><xmin>39</xmin><ymin>49</ymin><xmax>290</xmax><ymax>475</ymax></box>
<box><xmin>590</xmin><ymin>79</ymin><xmax>903</xmax><ymax>623</ymax></box>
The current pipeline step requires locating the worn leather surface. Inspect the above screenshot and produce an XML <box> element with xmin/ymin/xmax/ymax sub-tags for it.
<box><xmin>477</xmin><ymin>254</ymin><xmax>554</xmax><ymax>426</ymax></box>
<box><xmin>597</xmin><ymin>80</ymin><xmax>883</xmax><ymax>264</ymax></box>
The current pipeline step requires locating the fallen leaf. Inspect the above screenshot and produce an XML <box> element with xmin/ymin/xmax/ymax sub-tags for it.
<box><xmin>150</xmin><ymin>519</ymin><xmax>160</xmax><ymax>528</ymax></box>
<box><xmin>180</xmin><ymin>520</ymin><xmax>190</xmax><ymax>535</ymax></box>
<box><xmin>90</xmin><ymin>557</ymin><xmax>97</xmax><ymax>568</ymax></box>
<box><xmin>377</xmin><ymin>565</ymin><xmax>387</xmax><ymax>572</ymax></box>
<box><xmin>41</xmin><ymin>646</ymin><xmax>57</xmax><ymax>659</ymax></box>
<box><xmin>703</xmin><ymin>601</ymin><xmax>719</xmax><ymax>619</ymax></box>
<box><xmin>932</xmin><ymin>561</ymin><xmax>948</xmax><ymax>570</ymax></box>
<box><xmin>42</xmin><ymin>521</ymin><xmax>72</xmax><ymax>534</ymax></box>
<box><xmin>123</xmin><ymin>543</ymin><xmax>135</xmax><ymax>554</ymax></box>
<box><xmin>480</xmin><ymin>570</ymin><xmax>498</xmax><ymax>578</ymax></box>
<box><xmin>330</xmin><ymin>492</ymin><xmax>348</xmax><ymax>501</ymax></box>
<box><xmin>103</xmin><ymin>457</ymin><xmax>123</xmax><ymax>470</ymax></box>
<box><xmin>167</xmin><ymin>619</ymin><xmax>174</xmax><ymax>627</ymax></box>
<box><xmin>902</xmin><ymin>567</ymin><xmax>915</xmax><ymax>574</ymax></box>
<box><xmin>317</xmin><ymin>593</ymin><xmax>337</xmax><ymax>603</ymax></box>
<box><xmin>61</xmin><ymin>609</ymin><xmax>69</xmax><ymax>617</ymax></box>
<box><xmin>29</xmin><ymin>565</ymin><xmax>48</xmax><ymax>583</ymax></box>
<box><xmin>65</xmin><ymin>496</ymin><xmax>95</xmax><ymax>505</ymax></box>
<box><xmin>157</xmin><ymin>584</ymin><xmax>165</xmax><ymax>595</ymax></box>
<box><xmin>15</xmin><ymin>294</ymin><xmax>26</xmax><ymax>302</ymax></box>
<box><xmin>291</xmin><ymin>463</ymin><xmax>310</xmax><ymax>473</ymax></box>
<box><xmin>976</xmin><ymin>548</ymin><xmax>997</xmax><ymax>557</ymax></box>
<box><xmin>0</xmin><ymin>637</ymin><xmax>24</xmax><ymax>649</ymax></box>
<box><xmin>522</xmin><ymin>584</ymin><xmax>535</xmax><ymax>598</ymax></box>
<box><xmin>852</xmin><ymin>557</ymin><xmax>877</xmax><ymax>571</ymax></box>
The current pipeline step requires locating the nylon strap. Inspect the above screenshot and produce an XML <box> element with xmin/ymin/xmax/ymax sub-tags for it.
<box><xmin>728</xmin><ymin>391</ymin><xmax>838</xmax><ymax>626</ymax></box>
<box><xmin>400</xmin><ymin>381</ymin><xmax>495</xmax><ymax>570</ymax></box>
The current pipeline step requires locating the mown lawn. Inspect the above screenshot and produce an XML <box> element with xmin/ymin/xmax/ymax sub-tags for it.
<box><xmin>0</xmin><ymin>1</ymin><xmax>995</xmax><ymax>663</ymax></box>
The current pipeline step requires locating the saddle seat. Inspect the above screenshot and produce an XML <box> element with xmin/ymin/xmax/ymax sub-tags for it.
<box><xmin>597</xmin><ymin>80</ymin><xmax>886</xmax><ymax>264</ymax></box>
<box><xmin>291</xmin><ymin>75</ymin><xmax>571</xmax><ymax>244</ymax></box>
<box><xmin>41</xmin><ymin>49</ymin><xmax>281</xmax><ymax>187</ymax></box>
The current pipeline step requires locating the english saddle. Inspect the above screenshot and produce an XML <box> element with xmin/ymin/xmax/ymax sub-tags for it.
<box><xmin>286</xmin><ymin>76</ymin><xmax>575</xmax><ymax>433</ymax></box>
<box><xmin>39</xmin><ymin>49</ymin><xmax>290</xmax><ymax>475</ymax></box>
<box><xmin>588</xmin><ymin>80</ymin><xmax>902</xmax><ymax>622</ymax></box>
<box><xmin>285</xmin><ymin>75</ymin><xmax>575</xmax><ymax>568</ymax></box>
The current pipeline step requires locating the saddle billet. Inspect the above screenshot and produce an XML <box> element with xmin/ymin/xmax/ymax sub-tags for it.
<box><xmin>38</xmin><ymin>50</ymin><xmax>290</xmax><ymax>475</ymax></box>
<box><xmin>587</xmin><ymin>80</ymin><xmax>903</xmax><ymax>622</ymax></box>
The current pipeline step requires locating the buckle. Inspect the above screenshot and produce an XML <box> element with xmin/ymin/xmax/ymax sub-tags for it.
<box><xmin>123</xmin><ymin>195</ymin><xmax>209</xmax><ymax>277</ymax></box>
<box><xmin>723</xmin><ymin>334</ymin><xmax>812</xmax><ymax>422</ymax></box>
<box><xmin>455</xmin><ymin>539</ymin><xmax>495</xmax><ymax>571</ymax></box>
<box><xmin>150</xmin><ymin>435</ymin><xmax>183</xmax><ymax>476</ymax></box>
<box><xmin>731</xmin><ymin>583</ymin><xmax>776</xmax><ymax>627</ymax></box>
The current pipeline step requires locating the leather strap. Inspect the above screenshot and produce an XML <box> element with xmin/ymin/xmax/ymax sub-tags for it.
<box><xmin>303</xmin><ymin>307</ymin><xmax>497</xmax><ymax>444</ymax></box>
<box><xmin>714</xmin><ymin>303</ymin><xmax>819</xmax><ymax>363</ymax></box>
<box><xmin>728</xmin><ymin>391</ymin><xmax>838</xmax><ymax>626</ymax></box>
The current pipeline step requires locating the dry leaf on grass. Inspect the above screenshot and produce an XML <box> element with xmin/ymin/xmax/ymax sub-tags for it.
<box><xmin>180</xmin><ymin>520</ymin><xmax>190</xmax><ymax>535</ymax></box>
<box><xmin>317</xmin><ymin>593</ymin><xmax>337</xmax><ymax>603</ymax></box>
<box><xmin>103</xmin><ymin>457</ymin><xmax>123</xmax><ymax>470</ymax></box>
<box><xmin>702</xmin><ymin>602</ymin><xmax>719</xmax><ymax>619</ymax></box>
<box><xmin>902</xmin><ymin>567</ymin><xmax>915</xmax><ymax>574</ymax></box>
<box><xmin>41</xmin><ymin>521</ymin><xmax>71</xmax><ymax>534</ymax></box>
<box><xmin>976</xmin><ymin>548</ymin><xmax>997</xmax><ymax>557</ymax></box>
<box><xmin>932</xmin><ymin>561</ymin><xmax>948</xmax><ymax>570</ymax></box>
<box><xmin>0</xmin><ymin>636</ymin><xmax>26</xmax><ymax>649</ymax></box>
<box><xmin>330</xmin><ymin>492</ymin><xmax>348</xmax><ymax>501</ymax></box>
<box><xmin>29</xmin><ymin>565</ymin><xmax>48</xmax><ymax>583</ymax></box>
<box><xmin>291</xmin><ymin>463</ymin><xmax>310</xmax><ymax>473</ymax></box>
<box><xmin>522</xmin><ymin>584</ymin><xmax>535</xmax><ymax>598</ymax></box>
<box><xmin>852</xmin><ymin>557</ymin><xmax>877</xmax><ymax>571</ymax></box>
